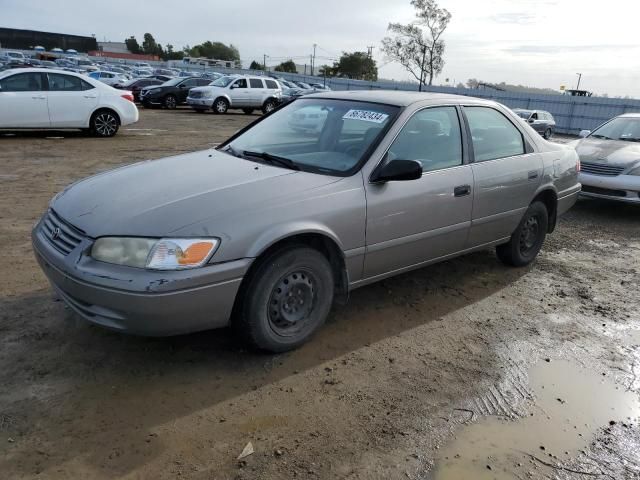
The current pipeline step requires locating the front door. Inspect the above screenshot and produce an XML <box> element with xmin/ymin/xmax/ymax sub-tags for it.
<box><xmin>364</xmin><ymin>106</ymin><xmax>473</xmax><ymax>279</ymax></box>
<box><xmin>0</xmin><ymin>72</ymin><xmax>49</xmax><ymax>128</ymax></box>
<box><xmin>463</xmin><ymin>105</ymin><xmax>543</xmax><ymax>247</ymax></box>
<box><xmin>46</xmin><ymin>73</ymin><xmax>98</xmax><ymax>127</ymax></box>
<box><xmin>229</xmin><ymin>78</ymin><xmax>251</xmax><ymax>106</ymax></box>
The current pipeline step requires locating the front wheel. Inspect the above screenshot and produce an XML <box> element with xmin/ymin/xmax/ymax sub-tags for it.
<box><xmin>543</xmin><ymin>128</ymin><xmax>552</xmax><ymax>139</ymax></box>
<box><xmin>496</xmin><ymin>201</ymin><xmax>549</xmax><ymax>267</ymax></box>
<box><xmin>213</xmin><ymin>98</ymin><xmax>229</xmax><ymax>114</ymax></box>
<box><xmin>242</xmin><ymin>108</ymin><xmax>255</xmax><ymax>115</ymax></box>
<box><xmin>234</xmin><ymin>247</ymin><xmax>335</xmax><ymax>352</ymax></box>
<box><xmin>163</xmin><ymin>95</ymin><xmax>177</xmax><ymax>109</ymax></box>
<box><xmin>90</xmin><ymin>110</ymin><xmax>119</xmax><ymax>137</ymax></box>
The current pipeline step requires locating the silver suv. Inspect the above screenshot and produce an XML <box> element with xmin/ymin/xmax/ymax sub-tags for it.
<box><xmin>187</xmin><ymin>75</ymin><xmax>281</xmax><ymax>114</ymax></box>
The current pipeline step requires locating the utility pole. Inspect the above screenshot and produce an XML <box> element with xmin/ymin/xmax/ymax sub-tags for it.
<box><xmin>366</xmin><ymin>46</ymin><xmax>375</xmax><ymax>58</ymax></box>
<box><xmin>263</xmin><ymin>54</ymin><xmax>269</xmax><ymax>71</ymax></box>
<box><xmin>310</xmin><ymin>54</ymin><xmax>314</xmax><ymax>76</ymax></box>
<box><xmin>312</xmin><ymin>43</ymin><xmax>317</xmax><ymax>76</ymax></box>
<box><xmin>576</xmin><ymin>72</ymin><xmax>582</xmax><ymax>90</ymax></box>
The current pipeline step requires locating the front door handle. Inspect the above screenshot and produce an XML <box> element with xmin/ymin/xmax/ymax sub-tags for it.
<box><xmin>454</xmin><ymin>185</ymin><xmax>471</xmax><ymax>197</ymax></box>
<box><xmin>528</xmin><ymin>170</ymin><xmax>539</xmax><ymax>180</ymax></box>
<box><xmin>84</xmin><ymin>95</ymin><xmax>97</xmax><ymax>99</ymax></box>
<box><xmin>32</xmin><ymin>95</ymin><xmax>46</xmax><ymax>100</ymax></box>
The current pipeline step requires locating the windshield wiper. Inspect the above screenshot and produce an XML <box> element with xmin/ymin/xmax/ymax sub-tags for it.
<box><xmin>242</xmin><ymin>150</ymin><xmax>300</xmax><ymax>171</ymax></box>
<box><xmin>590</xmin><ymin>134</ymin><xmax>612</xmax><ymax>140</ymax></box>
<box><xmin>619</xmin><ymin>137</ymin><xmax>640</xmax><ymax>142</ymax></box>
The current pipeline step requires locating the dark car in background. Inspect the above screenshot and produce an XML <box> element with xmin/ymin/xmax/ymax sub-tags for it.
<box><xmin>115</xmin><ymin>78</ymin><xmax>163</xmax><ymax>102</ymax></box>
<box><xmin>140</xmin><ymin>77</ymin><xmax>211</xmax><ymax>109</ymax></box>
<box><xmin>280</xmin><ymin>87</ymin><xmax>311</xmax><ymax>105</ymax></box>
<box><xmin>513</xmin><ymin>109</ymin><xmax>556</xmax><ymax>139</ymax></box>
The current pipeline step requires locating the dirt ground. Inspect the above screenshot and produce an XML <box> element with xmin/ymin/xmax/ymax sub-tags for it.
<box><xmin>1</xmin><ymin>108</ymin><xmax>639</xmax><ymax>480</ymax></box>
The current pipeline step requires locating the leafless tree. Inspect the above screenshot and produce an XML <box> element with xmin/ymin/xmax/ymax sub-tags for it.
<box><xmin>381</xmin><ymin>0</ymin><xmax>451</xmax><ymax>91</ymax></box>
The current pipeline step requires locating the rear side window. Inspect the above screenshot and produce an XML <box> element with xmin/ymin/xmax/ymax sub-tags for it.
<box><xmin>249</xmin><ymin>78</ymin><xmax>264</xmax><ymax>88</ymax></box>
<box><xmin>48</xmin><ymin>73</ymin><xmax>94</xmax><ymax>91</ymax></box>
<box><xmin>0</xmin><ymin>73</ymin><xmax>43</xmax><ymax>92</ymax></box>
<box><xmin>265</xmin><ymin>79</ymin><xmax>278</xmax><ymax>89</ymax></box>
<box><xmin>465</xmin><ymin>107</ymin><xmax>525</xmax><ymax>162</ymax></box>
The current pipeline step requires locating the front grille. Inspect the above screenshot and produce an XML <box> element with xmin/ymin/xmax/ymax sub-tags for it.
<box><xmin>189</xmin><ymin>91</ymin><xmax>202</xmax><ymax>99</ymax></box>
<box><xmin>580</xmin><ymin>161</ymin><xmax>626</xmax><ymax>176</ymax></box>
<box><xmin>40</xmin><ymin>210</ymin><xmax>84</xmax><ymax>255</ymax></box>
<box><xmin>581</xmin><ymin>185</ymin><xmax>627</xmax><ymax>197</ymax></box>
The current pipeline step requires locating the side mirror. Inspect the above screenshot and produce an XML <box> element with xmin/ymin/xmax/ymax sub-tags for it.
<box><xmin>371</xmin><ymin>159</ymin><xmax>422</xmax><ymax>183</ymax></box>
<box><xmin>579</xmin><ymin>130</ymin><xmax>591</xmax><ymax>138</ymax></box>
<box><xmin>528</xmin><ymin>118</ymin><xmax>535</xmax><ymax>123</ymax></box>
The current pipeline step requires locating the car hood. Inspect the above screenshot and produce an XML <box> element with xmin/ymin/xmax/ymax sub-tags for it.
<box><xmin>51</xmin><ymin>149</ymin><xmax>341</xmax><ymax>238</ymax></box>
<box><xmin>575</xmin><ymin>137</ymin><xmax>640</xmax><ymax>167</ymax></box>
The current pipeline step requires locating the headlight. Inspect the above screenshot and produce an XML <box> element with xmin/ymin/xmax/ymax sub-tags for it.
<box><xmin>91</xmin><ymin>237</ymin><xmax>219</xmax><ymax>270</ymax></box>
<box><xmin>201</xmin><ymin>90</ymin><xmax>213</xmax><ymax>98</ymax></box>
<box><xmin>629</xmin><ymin>164</ymin><xmax>640</xmax><ymax>176</ymax></box>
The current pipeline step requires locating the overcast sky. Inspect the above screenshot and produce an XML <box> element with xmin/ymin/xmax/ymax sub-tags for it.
<box><xmin>3</xmin><ymin>0</ymin><xmax>639</xmax><ymax>97</ymax></box>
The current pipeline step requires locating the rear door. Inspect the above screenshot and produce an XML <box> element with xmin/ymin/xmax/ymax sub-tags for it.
<box><xmin>249</xmin><ymin>78</ymin><xmax>265</xmax><ymax>104</ymax></box>
<box><xmin>229</xmin><ymin>78</ymin><xmax>250</xmax><ymax>106</ymax></box>
<box><xmin>364</xmin><ymin>106</ymin><xmax>474</xmax><ymax>278</ymax></box>
<box><xmin>0</xmin><ymin>72</ymin><xmax>49</xmax><ymax>128</ymax></box>
<box><xmin>463</xmin><ymin>105</ymin><xmax>543</xmax><ymax>247</ymax></box>
<box><xmin>46</xmin><ymin>73</ymin><xmax>98</xmax><ymax>127</ymax></box>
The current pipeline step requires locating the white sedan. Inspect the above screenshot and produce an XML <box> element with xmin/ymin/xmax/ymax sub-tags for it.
<box><xmin>0</xmin><ymin>68</ymin><xmax>139</xmax><ymax>137</ymax></box>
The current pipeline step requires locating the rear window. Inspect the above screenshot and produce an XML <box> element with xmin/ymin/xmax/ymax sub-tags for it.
<box><xmin>265</xmin><ymin>79</ymin><xmax>278</xmax><ymax>89</ymax></box>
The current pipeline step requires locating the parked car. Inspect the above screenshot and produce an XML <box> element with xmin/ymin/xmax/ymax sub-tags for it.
<box><xmin>114</xmin><ymin>77</ymin><xmax>163</xmax><ymax>102</ymax></box>
<box><xmin>2</xmin><ymin>51</ymin><xmax>26</xmax><ymax>62</ymax></box>
<box><xmin>187</xmin><ymin>75</ymin><xmax>281</xmax><ymax>114</ymax></box>
<box><xmin>571</xmin><ymin>113</ymin><xmax>640</xmax><ymax>203</ymax></box>
<box><xmin>139</xmin><ymin>76</ymin><xmax>211</xmax><ymax>109</ymax></box>
<box><xmin>513</xmin><ymin>109</ymin><xmax>556</xmax><ymax>139</ymax></box>
<box><xmin>153</xmin><ymin>68</ymin><xmax>176</xmax><ymax>77</ymax></box>
<box><xmin>88</xmin><ymin>71</ymin><xmax>129</xmax><ymax>87</ymax></box>
<box><xmin>280</xmin><ymin>87</ymin><xmax>310</xmax><ymax>105</ymax></box>
<box><xmin>40</xmin><ymin>60</ymin><xmax>58</xmax><ymax>69</ymax></box>
<box><xmin>32</xmin><ymin>91</ymin><xmax>580</xmax><ymax>351</ymax></box>
<box><xmin>131</xmin><ymin>68</ymin><xmax>153</xmax><ymax>78</ymax></box>
<box><xmin>310</xmin><ymin>83</ymin><xmax>331</xmax><ymax>91</ymax></box>
<box><xmin>147</xmin><ymin>74</ymin><xmax>173</xmax><ymax>83</ymax></box>
<box><xmin>294</xmin><ymin>81</ymin><xmax>313</xmax><ymax>90</ymax></box>
<box><xmin>0</xmin><ymin>68</ymin><xmax>138</xmax><ymax>136</ymax></box>
<box><xmin>133</xmin><ymin>62</ymin><xmax>151</xmax><ymax>69</ymax></box>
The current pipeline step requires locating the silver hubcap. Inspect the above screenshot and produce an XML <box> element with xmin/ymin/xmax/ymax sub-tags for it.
<box><xmin>216</xmin><ymin>101</ymin><xmax>227</xmax><ymax>113</ymax></box>
<box><xmin>94</xmin><ymin>114</ymin><xmax>117</xmax><ymax>136</ymax></box>
<box><xmin>265</xmin><ymin>102</ymin><xmax>275</xmax><ymax>112</ymax></box>
<box><xmin>166</xmin><ymin>96</ymin><xmax>176</xmax><ymax>108</ymax></box>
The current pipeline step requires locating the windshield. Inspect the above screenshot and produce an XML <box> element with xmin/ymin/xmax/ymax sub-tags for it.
<box><xmin>224</xmin><ymin>99</ymin><xmax>399</xmax><ymax>175</ymax></box>
<box><xmin>591</xmin><ymin>117</ymin><xmax>640</xmax><ymax>141</ymax></box>
<box><xmin>514</xmin><ymin>110</ymin><xmax>532</xmax><ymax>119</ymax></box>
<box><xmin>161</xmin><ymin>78</ymin><xmax>183</xmax><ymax>86</ymax></box>
<box><xmin>211</xmin><ymin>76</ymin><xmax>235</xmax><ymax>87</ymax></box>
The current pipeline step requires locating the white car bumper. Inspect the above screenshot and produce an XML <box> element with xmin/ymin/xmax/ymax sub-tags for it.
<box><xmin>579</xmin><ymin>172</ymin><xmax>640</xmax><ymax>203</ymax></box>
<box><xmin>187</xmin><ymin>97</ymin><xmax>213</xmax><ymax>108</ymax></box>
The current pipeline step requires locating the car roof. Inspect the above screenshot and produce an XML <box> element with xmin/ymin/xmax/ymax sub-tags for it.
<box><xmin>619</xmin><ymin>113</ymin><xmax>640</xmax><ymax>118</ymax></box>
<box><xmin>0</xmin><ymin>67</ymin><xmax>89</xmax><ymax>78</ymax></box>
<box><xmin>305</xmin><ymin>89</ymin><xmax>494</xmax><ymax>107</ymax></box>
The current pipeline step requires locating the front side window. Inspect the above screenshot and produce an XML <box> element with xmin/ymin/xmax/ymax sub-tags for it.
<box><xmin>0</xmin><ymin>73</ymin><xmax>43</xmax><ymax>92</ymax></box>
<box><xmin>224</xmin><ymin>99</ymin><xmax>399</xmax><ymax>175</ymax></box>
<box><xmin>48</xmin><ymin>73</ymin><xmax>93</xmax><ymax>91</ymax></box>
<box><xmin>233</xmin><ymin>79</ymin><xmax>248</xmax><ymax>89</ymax></box>
<box><xmin>387</xmin><ymin>107</ymin><xmax>463</xmax><ymax>173</ymax></box>
<box><xmin>465</xmin><ymin>107</ymin><xmax>525</xmax><ymax>162</ymax></box>
<box><xmin>249</xmin><ymin>78</ymin><xmax>264</xmax><ymax>88</ymax></box>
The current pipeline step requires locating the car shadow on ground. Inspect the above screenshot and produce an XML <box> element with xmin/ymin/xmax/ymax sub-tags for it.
<box><xmin>0</xmin><ymin>248</ymin><xmax>526</xmax><ymax>476</ymax></box>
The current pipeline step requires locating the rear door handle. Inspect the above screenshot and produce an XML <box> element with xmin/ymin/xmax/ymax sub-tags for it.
<box><xmin>32</xmin><ymin>95</ymin><xmax>45</xmax><ymax>100</ymax></box>
<box><xmin>528</xmin><ymin>170</ymin><xmax>539</xmax><ymax>180</ymax></box>
<box><xmin>454</xmin><ymin>185</ymin><xmax>471</xmax><ymax>197</ymax></box>
<box><xmin>84</xmin><ymin>95</ymin><xmax>97</xmax><ymax>99</ymax></box>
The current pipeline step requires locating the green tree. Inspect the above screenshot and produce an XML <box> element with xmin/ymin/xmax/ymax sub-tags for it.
<box><xmin>381</xmin><ymin>0</ymin><xmax>451</xmax><ymax>89</ymax></box>
<box><xmin>142</xmin><ymin>33</ymin><xmax>159</xmax><ymax>55</ymax></box>
<box><xmin>274</xmin><ymin>60</ymin><xmax>298</xmax><ymax>73</ymax></box>
<box><xmin>163</xmin><ymin>44</ymin><xmax>184</xmax><ymax>61</ymax></box>
<box><xmin>185</xmin><ymin>41</ymin><xmax>240</xmax><ymax>61</ymax></box>
<box><xmin>125</xmin><ymin>36</ymin><xmax>142</xmax><ymax>54</ymax></box>
<box><xmin>249</xmin><ymin>60</ymin><xmax>264</xmax><ymax>70</ymax></box>
<box><xmin>332</xmin><ymin>52</ymin><xmax>377</xmax><ymax>81</ymax></box>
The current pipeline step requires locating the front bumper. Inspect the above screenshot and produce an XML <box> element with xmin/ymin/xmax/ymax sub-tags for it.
<box><xmin>32</xmin><ymin>214</ymin><xmax>252</xmax><ymax>336</ymax></box>
<box><xmin>579</xmin><ymin>172</ymin><xmax>640</xmax><ymax>203</ymax></box>
<box><xmin>187</xmin><ymin>97</ymin><xmax>213</xmax><ymax>108</ymax></box>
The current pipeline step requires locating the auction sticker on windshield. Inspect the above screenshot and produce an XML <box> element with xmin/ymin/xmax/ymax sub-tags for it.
<box><xmin>343</xmin><ymin>110</ymin><xmax>389</xmax><ymax>123</ymax></box>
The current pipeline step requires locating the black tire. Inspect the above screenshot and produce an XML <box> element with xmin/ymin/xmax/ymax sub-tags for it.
<box><xmin>90</xmin><ymin>110</ymin><xmax>119</xmax><ymax>137</ymax></box>
<box><xmin>163</xmin><ymin>94</ymin><xmax>177</xmax><ymax>109</ymax></box>
<box><xmin>242</xmin><ymin>108</ymin><xmax>255</xmax><ymax>115</ymax></box>
<box><xmin>262</xmin><ymin>99</ymin><xmax>277</xmax><ymax>115</ymax></box>
<box><xmin>496</xmin><ymin>201</ymin><xmax>549</xmax><ymax>267</ymax></box>
<box><xmin>213</xmin><ymin>97</ymin><xmax>229</xmax><ymax>114</ymax></box>
<box><xmin>234</xmin><ymin>246</ymin><xmax>335</xmax><ymax>352</ymax></box>
<box><xmin>543</xmin><ymin>128</ymin><xmax>552</xmax><ymax>139</ymax></box>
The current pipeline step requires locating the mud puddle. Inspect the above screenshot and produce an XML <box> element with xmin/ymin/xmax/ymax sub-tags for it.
<box><xmin>433</xmin><ymin>360</ymin><xmax>640</xmax><ymax>479</ymax></box>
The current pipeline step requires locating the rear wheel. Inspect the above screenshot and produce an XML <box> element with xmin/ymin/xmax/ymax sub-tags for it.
<box><xmin>234</xmin><ymin>246</ymin><xmax>335</xmax><ymax>352</ymax></box>
<box><xmin>497</xmin><ymin>201</ymin><xmax>548</xmax><ymax>267</ymax></box>
<box><xmin>213</xmin><ymin>98</ymin><xmax>229</xmax><ymax>114</ymax></box>
<box><xmin>90</xmin><ymin>110</ymin><xmax>119</xmax><ymax>137</ymax></box>
<box><xmin>163</xmin><ymin>95</ymin><xmax>177</xmax><ymax>109</ymax></box>
<box><xmin>242</xmin><ymin>108</ymin><xmax>255</xmax><ymax>115</ymax></box>
<box><xmin>262</xmin><ymin>99</ymin><xmax>277</xmax><ymax>115</ymax></box>
<box><xmin>543</xmin><ymin>128</ymin><xmax>552</xmax><ymax>139</ymax></box>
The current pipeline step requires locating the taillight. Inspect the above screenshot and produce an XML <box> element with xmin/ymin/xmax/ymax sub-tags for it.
<box><xmin>577</xmin><ymin>157</ymin><xmax>581</xmax><ymax>172</ymax></box>
<box><xmin>121</xmin><ymin>93</ymin><xmax>134</xmax><ymax>102</ymax></box>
